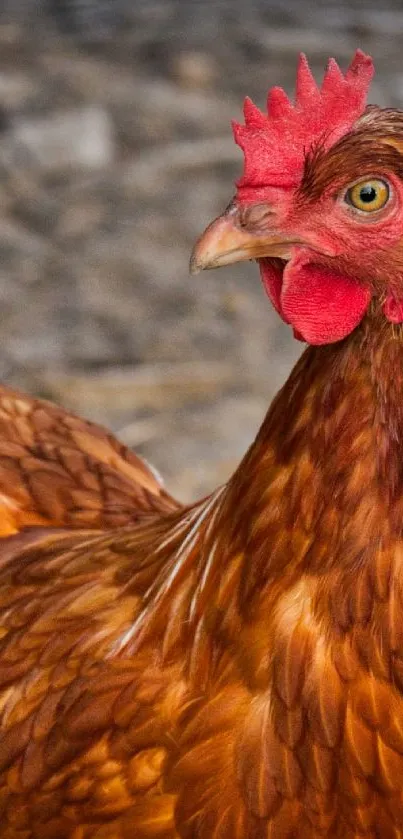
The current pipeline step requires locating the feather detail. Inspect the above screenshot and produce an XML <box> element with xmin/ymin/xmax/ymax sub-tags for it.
<box><xmin>0</xmin><ymin>385</ymin><xmax>180</xmax><ymax>537</ymax></box>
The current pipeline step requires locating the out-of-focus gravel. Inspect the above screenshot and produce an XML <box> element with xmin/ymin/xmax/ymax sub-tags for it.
<box><xmin>0</xmin><ymin>0</ymin><xmax>400</xmax><ymax>500</ymax></box>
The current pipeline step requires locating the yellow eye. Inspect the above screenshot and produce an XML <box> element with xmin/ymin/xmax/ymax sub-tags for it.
<box><xmin>346</xmin><ymin>179</ymin><xmax>390</xmax><ymax>213</ymax></box>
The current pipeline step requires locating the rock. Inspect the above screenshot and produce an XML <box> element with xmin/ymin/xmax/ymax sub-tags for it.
<box><xmin>170</xmin><ymin>51</ymin><xmax>218</xmax><ymax>89</ymax></box>
<box><xmin>55</xmin><ymin>197</ymin><xmax>106</xmax><ymax>241</ymax></box>
<box><xmin>0</xmin><ymin>71</ymin><xmax>37</xmax><ymax>109</ymax></box>
<box><xmin>11</xmin><ymin>106</ymin><xmax>115</xmax><ymax>170</ymax></box>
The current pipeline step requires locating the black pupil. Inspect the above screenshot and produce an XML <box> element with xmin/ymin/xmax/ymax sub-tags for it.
<box><xmin>360</xmin><ymin>185</ymin><xmax>377</xmax><ymax>203</ymax></box>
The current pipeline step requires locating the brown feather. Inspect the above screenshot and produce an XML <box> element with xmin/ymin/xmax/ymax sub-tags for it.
<box><xmin>0</xmin><ymin>385</ymin><xmax>180</xmax><ymax>537</ymax></box>
<box><xmin>5</xmin><ymin>228</ymin><xmax>403</xmax><ymax>836</ymax></box>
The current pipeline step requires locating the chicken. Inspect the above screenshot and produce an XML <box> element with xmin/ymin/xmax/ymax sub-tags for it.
<box><xmin>1</xmin><ymin>47</ymin><xmax>403</xmax><ymax>838</ymax></box>
<box><xmin>0</xmin><ymin>386</ymin><xmax>180</xmax><ymax>535</ymax></box>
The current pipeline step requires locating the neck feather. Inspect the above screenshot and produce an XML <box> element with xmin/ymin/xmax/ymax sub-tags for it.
<box><xmin>128</xmin><ymin>316</ymin><xmax>403</xmax><ymax>686</ymax></box>
<box><xmin>217</xmin><ymin>315</ymin><xmax>403</xmax><ymax>601</ymax></box>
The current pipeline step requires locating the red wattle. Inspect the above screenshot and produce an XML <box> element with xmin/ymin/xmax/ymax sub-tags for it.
<box><xmin>259</xmin><ymin>258</ymin><xmax>286</xmax><ymax>319</ymax></box>
<box><xmin>259</xmin><ymin>253</ymin><xmax>371</xmax><ymax>345</ymax></box>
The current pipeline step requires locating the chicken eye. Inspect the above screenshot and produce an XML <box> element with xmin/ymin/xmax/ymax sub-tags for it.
<box><xmin>345</xmin><ymin>179</ymin><xmax>390</xmax><ymax>213</ymax></box>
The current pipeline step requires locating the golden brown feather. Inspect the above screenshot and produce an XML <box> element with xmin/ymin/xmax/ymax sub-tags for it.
<box><xmin>4</xmin><ymin>65</ymin><xmax>403</xmax><ymax>839</ymax></box>
<box><xmin>0</xmin><ymin>309</ymin><xmax>403</xmax><ymax>837</ymax></box>
<box><xmin>0</xmin><ymin>385</ymin><xmax>180</xmax><ymax>536</ymax></box>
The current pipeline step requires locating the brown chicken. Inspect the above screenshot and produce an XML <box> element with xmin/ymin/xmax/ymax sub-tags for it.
<box><xmin>1</xmin><ymin>49</ymin><xmax>403</xmax><ymax>838</ymax></box>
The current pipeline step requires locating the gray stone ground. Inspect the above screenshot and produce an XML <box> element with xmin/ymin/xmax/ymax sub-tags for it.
<box><xmin>0</xmin><ymin>1</ymin><xmax>400</xmax><ymax>499</ymax></box>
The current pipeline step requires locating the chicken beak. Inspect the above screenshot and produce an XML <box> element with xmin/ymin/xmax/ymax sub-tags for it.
<box><xmin>190</xmin><ymin>202</ymin><xmax>294</xmax><ymax>274</ymax></box>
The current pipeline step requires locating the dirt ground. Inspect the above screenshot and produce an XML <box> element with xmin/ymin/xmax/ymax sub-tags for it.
<box><xmin>0</xmin><ymin>0</ymin><xmax>400</xmax><ymax>500</ymax></box>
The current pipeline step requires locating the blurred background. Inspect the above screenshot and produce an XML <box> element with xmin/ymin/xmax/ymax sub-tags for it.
<box><xmin>0</xmin><ymin>0</ymin><xmax>399</xmax><ymax>500</ymax></box>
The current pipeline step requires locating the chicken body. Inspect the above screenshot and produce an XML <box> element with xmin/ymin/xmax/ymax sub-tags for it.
<box><xmin>0</xmin><ymin>315</ymin><xmax>401</xmax><ymax>839</ymax></box>
<box><xmin>2</xmin><ymin>51</ymin><xmax>403</xmax><ymax>838</ymax></box>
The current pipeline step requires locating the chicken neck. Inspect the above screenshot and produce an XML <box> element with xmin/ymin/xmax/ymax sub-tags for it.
<box><xmin>219</xmin><ymin>309</ymin><xmax>403</xmax><ymax>579</ymax></box>
<box><xmin>168</xmin><ymin>310</ymin><xmax>401</xmax><ymax>691</ymax></box>
<box><xmin>131</xmin><ymin>312</ymin><xmax>403</xmax><ymax>689</ymax></box>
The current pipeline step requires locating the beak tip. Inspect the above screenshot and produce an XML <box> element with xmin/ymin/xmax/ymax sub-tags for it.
<box><xmin>189</xmin><ymin>254</ymin><xmax>202</xmax><ymax>275</ymax></box>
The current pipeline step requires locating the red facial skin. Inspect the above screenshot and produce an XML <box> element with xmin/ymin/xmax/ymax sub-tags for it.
<box><xmin>235</xmin><ymin>170</ymin><xmax>403</xmax><ymax>344</ymax></box>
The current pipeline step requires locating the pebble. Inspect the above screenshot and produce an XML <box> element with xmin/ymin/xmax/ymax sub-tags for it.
<box><xmin>11</xmin><ymin>106</ymin><xmax>115</xmax><ymax>170</ymax></box>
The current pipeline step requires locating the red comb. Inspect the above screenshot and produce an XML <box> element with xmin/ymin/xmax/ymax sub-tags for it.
<box><xmin>233</xmin><ymin>50</ymin><xmax>374</xmax><ymax>193</ymax></box>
